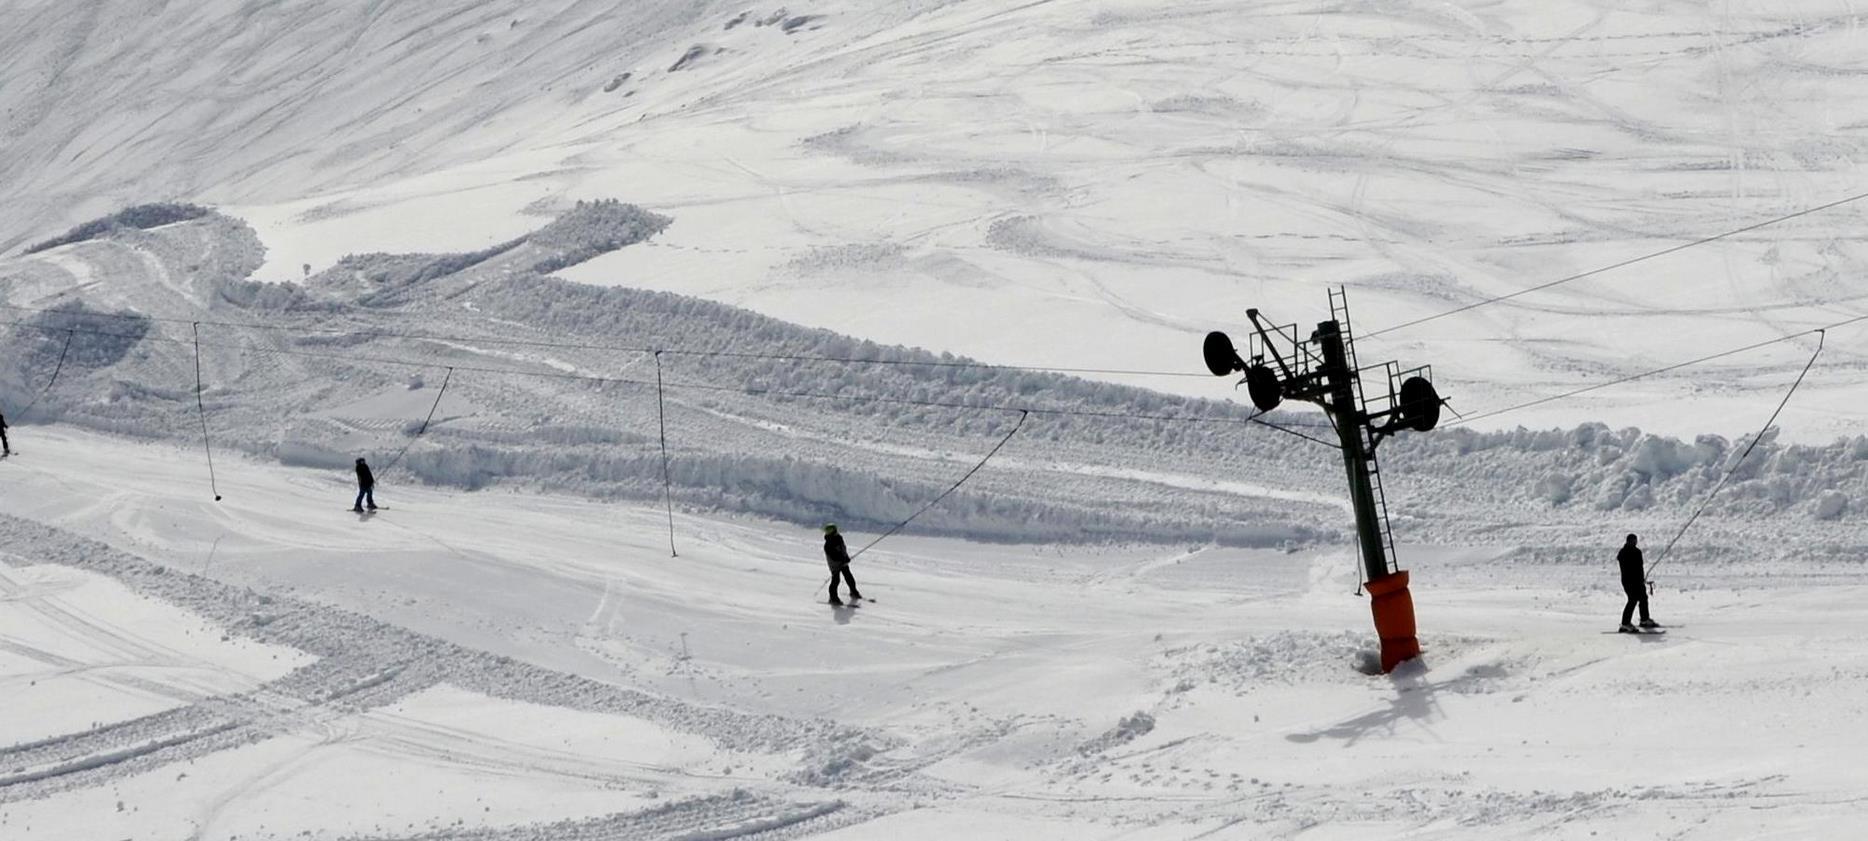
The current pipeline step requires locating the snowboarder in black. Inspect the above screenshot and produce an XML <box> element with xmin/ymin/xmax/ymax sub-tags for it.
<box><xmin>352</xmin><ymin>457</ymin><xmax>378</xmax><ymax>512</ymax></box>
<box><xmin>0</xmin><ymin>410</ymin><xmax>10</xmax><ymax>457</ymax></box>
<box><xmin>1617</xmin><ymin>533</ymin><xmax>1658</xmax><ymax>632</ymax></box>
<box><xmin>823</xmin><ymin>524</ymin><xmax>862</xmax><ymax>605</ymax></box>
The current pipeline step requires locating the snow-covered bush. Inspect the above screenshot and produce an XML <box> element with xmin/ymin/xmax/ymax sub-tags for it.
<box><xmin>528</xmin><ymin>199</ymin><xmax>671</xmax><ymax>274</ymax></box>
<box><xmin>23</xmin><ymin>203</ymin><xmax>210</xmax><ymax>254</ymax></box>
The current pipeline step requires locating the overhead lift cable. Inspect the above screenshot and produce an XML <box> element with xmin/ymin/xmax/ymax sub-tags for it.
<box><xmin>1447</xmin><ymin>312</ymin><xmax>1868</xmax><ymax>428</ymax></box>
<box><xmin>1365</xmin><ymin>188</ymin><xmax>1868</xmax><ymax>339</ymax></box>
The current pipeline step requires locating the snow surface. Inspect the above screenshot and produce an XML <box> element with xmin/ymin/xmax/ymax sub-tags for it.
<box><xmin>5</xmin><ymin>1</ymin><xmax>1868</xmax><ymax>837</ymax></box>
<box><xmin>5</xmin><ymin>428</ymin><xmax>1868</xmax><ymax>838</ymax></box>
<box><xmin>8</xmin><ymin>0</ymin><xmax>1867</xmax><ymax>439</ymax></box>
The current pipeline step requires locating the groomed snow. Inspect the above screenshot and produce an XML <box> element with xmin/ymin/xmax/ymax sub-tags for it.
<box><xmin>0</xmin><ymin>564</ymin><xmax>310</xmax><ymax>750</ymax></box>
<box><xmin>5</xmin><ymin>427</ymin><xmax>1868</xmax><ymax>838</ymax></box>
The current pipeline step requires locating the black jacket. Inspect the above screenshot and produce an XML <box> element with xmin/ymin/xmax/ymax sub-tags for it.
<box><xmin>824</xmin><ymin>533</ymin><xmax>850</xmax><ymax>566</ymax></box>
<box><xmin>1617</xmin><ymin>543</ymin><xmax>1645</xmax><ymax>584</ymax></box>
<box><xmin>356</xmin><ymin>462</ymin><xmax>375</xmax><ymax>489</ymax></box>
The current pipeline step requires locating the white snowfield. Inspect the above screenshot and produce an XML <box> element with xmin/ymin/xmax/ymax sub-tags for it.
<box><xmin>4</xmin><ymin>429</ymin><xmax>1868</xmax><ymax>840</ymax></box>
<box><xmin>5</xmin><ymin>0</ymin><xmax>1868</xmax><ymax>838</ymax></box>
<box><xmin>4</xmin><ymin>0</ymin><xmax>1866</xmax><ymax>439</ymax></box>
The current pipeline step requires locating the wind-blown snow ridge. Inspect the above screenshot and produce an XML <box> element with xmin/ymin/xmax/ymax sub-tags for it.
<box><xmin>5</xmin><ymin>203</ymin><xmax>1864</xmax><ymax>557</ymax></box>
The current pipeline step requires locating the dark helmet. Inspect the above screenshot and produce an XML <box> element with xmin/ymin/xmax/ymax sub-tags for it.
<box><xmin>822</xmin><ymin>524</ymin><xmax>838</xmax><ymax>535</ymax></box>
<box><xmin>1625</xmin><ymin>533</ymin><xmax>1638</xmax><ymax>544</ymax></box>
<box><xmin>357</xmin><ymin>457</ymin><xmax>367</xmax><ymax>464</ymax></box>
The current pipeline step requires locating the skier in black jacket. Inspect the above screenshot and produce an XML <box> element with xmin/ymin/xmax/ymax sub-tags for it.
<box><xmin>1617</xmin><ymin>533</ymin><xmax>1658</xmax><ymax>632</ymax></box>
<box><xmin>823</xmin><ymin>524</ymin><xmax>862</xmax><ymax>605</ymax></box>
<box><xmin>352</xmin><ymin>457</ymin><xmax>378</xmax><ymax>512</ymax></box>
<box><xmin>1</xmin><ymin>410</ymin><xmax>10</xmax><ymax>457</ymax></box>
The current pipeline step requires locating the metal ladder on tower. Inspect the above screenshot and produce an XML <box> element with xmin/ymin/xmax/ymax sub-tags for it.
<box><xmin>1365</xmin><ymin>446</ymin><xmax>1400</xmax><ymax>578</ymax></box>
<box><xmin>1331</xmin><ymin>286</ymin><xmax>1398</xmax><ymax>579</ymax></box>
<box><xmin>1328</xmin><ymin>287</ymin><xmax>1362</xmax><ymax>380</ymax></box>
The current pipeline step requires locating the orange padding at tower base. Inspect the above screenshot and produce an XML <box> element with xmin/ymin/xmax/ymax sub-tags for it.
<box><xmin>1364</xmin><ymin>570</ymin><xmax>1421</xmax><ymax>673</ymax></box>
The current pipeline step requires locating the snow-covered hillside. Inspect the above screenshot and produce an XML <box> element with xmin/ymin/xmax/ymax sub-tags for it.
<box><xmin>5</xmin><ymin>0</ymin><xmax>1865</xmax><ymax>438</ymax></box>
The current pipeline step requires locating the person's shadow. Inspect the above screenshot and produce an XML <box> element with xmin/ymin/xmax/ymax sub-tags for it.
<box><xmin>830</xmin><ymin>604</ymin><xmax>859</xmax><ymax>625</ymax></box>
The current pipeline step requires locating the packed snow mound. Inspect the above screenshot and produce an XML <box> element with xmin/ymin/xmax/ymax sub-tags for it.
<box><xmin>1077</xmin><ymin>711</ymin><xmax>1156</xmax><ymax>756</ymax></box>
<box><xmin>1</xmin><ymin>204</ymin><xmax>1338</xmax><ymax>546</ymax></box>
<box><xmin>1391</xmin><ymin>424</ymin><xmax>1868</xmax><ymax>524</ymax></box>
<box><xmin>7</xmin><ymin>203</ymin><xmax>1866</xmax><ymax>557</ymax></box>
<box><xmin>23</xmin><ymin>204</ymin><xmax>212</xmax><ymax>255</ymax></box>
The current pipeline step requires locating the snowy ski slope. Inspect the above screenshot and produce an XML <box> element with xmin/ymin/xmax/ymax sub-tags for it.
<box><xmin>7</xmin><ymin>428</ymin><xmax>1868</xmax><ymax>839</ymax></box>
<box><xmin>5</xmin><ymin>1</ymin><xmax>1868</xmax><ymax>838</ymax></box>
<box><xmin>3</xmin><ymin>0</ymin><xmax>1866</xmax><ymax>439</ymax></box>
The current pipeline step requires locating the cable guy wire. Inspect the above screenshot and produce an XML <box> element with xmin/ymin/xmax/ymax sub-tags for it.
<box><xmin>851</xmin><ymin>409</ymin><xmax>1030</xmax><ymax>562</ymax></box>
<box><xmin>656</xmin><ymin>351</ymin><xmax>677</xmax><ymax>558</ymax></box>
<box><xmin>192</xmin><ymin>323</ymin><xmax>222</xmax><ymax>502</ymax></box>
<box><xmin>379</xmin><ymin>366</ymin><xmax>454</xmax><ymax>473</ymax></box>
<box><xmin>14</xmin><ymin>328</ymin><xmax>74</xmax><ymax>420</ymax></box>
<box><xmin>1648</xmin><ymin>330</ymin><xmax>1826</xmax><ymax>577</ymax></box>
<box><xmin>818</xmin><ymin>408</ymin><xmax>1030</xmax><ymax>595</ymax></box>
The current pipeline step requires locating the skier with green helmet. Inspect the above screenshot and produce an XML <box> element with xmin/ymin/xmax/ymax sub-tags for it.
<box><xmin>822</xmin><ymin>524</ymin><xmax>863</xmax><ymax>605</ymax></box>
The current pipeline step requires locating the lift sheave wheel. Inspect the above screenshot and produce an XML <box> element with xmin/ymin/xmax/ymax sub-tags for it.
<box><xmin>1398</xmin><ymin>376</ymin><xmax>1441</xmax><ymax>432</ymax></box>
<box><xmin>1202</xmin><ymin>331</ymin><xmax>1243</xmax><ymax>377</ymax></box>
